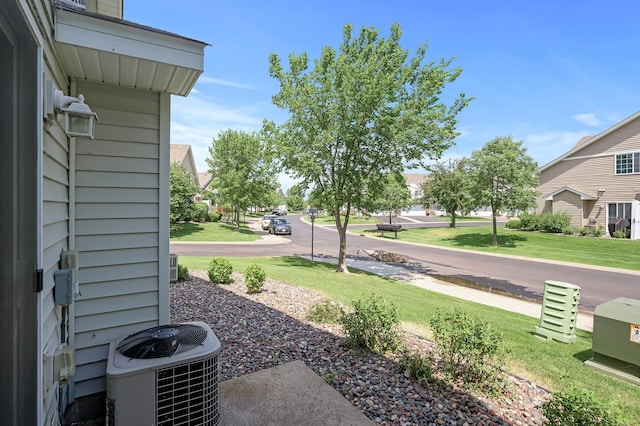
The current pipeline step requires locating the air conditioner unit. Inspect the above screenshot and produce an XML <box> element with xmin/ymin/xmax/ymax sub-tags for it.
<box><xmin>169</xmin><ymin>253</ymin><xmax>178</xmax><ymax>282</ymax></box>
<box><xmin>106</xmin><ymin>321</ymin><xmax>221</xmax><ymax>425</ymax></box>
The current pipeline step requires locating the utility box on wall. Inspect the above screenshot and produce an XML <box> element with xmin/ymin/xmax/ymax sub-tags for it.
<box><xmin>534</xmin><ymin>280</ymin><xmax>581</xmax><ymax>343</ymax></box>
<box><xmin>585</xmin><ymin>297</ymin><xmax>640</xmax><ymax>385</ymax></box>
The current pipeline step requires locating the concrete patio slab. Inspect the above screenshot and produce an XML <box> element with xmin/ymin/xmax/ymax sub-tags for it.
<box><xmin>219</xmin><ymin>360</ymin><xmax>373</xmax><ymax>425</ymax></box>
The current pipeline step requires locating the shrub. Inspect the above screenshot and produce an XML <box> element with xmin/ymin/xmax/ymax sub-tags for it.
<box><xmin>519</xmin><ymin>212</ymin><xmax>540</xmax><ymax>231</ymax></box>
<box><xmin>612</xmin><ymin>229</ymin><xmax>628</xmax><ymax>239</ymax></box>
<box><xmin>563</xmin><ymin>227</ymin><xmax>576</xmax><ymax>235</ymax></box>
<box><xmin>207</xmin><ymin>257</ymin><xmax>233</xmax><ymax>284</ymax></box>
<box><xmin>505</xmin><ymin>220</ymin><xmax>521</xmax><ymax>229</ymax></box>
<box><xmin>245</xmin><ymin>264</ymin><xmax>265</xmax><ymax>293</ymax></box>
<box><xmin>397</xmin><ymin>350</ymin><xmax>434</xmax><ymax>386</ymax></box>
<box><xmin>339</xmin><ymin>293</ymin><xmax>403</xmax><ymax>354</ymax></box>
<box><xmin>208</xmin><ymin>211</ymin><xmax>222</xmax><ymax>222</ymax></box>
<box><xmin>191</xmin><ymin>202</ymin><xmax>210</xmax><ymax>222</ymax></box>
<box><xmin>429</xmin><ymin>308</ymin><xmax>504</xmax><ymax>391</ymax></box>
<box><xmin>578</xmin><ymin>227</ymin><xmax>590</xmax><ymax>236</ymax></box>
<box><xmin>176</xmin><ymin>264</ymin><xmax>189</xmax><ymax>282</ymax></box>
<box><xmin>306</xmin><ymin>300</ymin><xmax>345</xmax><ymax>323</ymax></box>
<box><xmin>540</xmin><ymin>212</ymin><xmax>571</xmax><ymax>234</ymax></box>
<box><xmin>540</xmin><ymin>388</ymin><xmax>621</xmax><ymax>426</ymax></box>
<box><xmin>591</xmin><ymin>227</ymin><xmax>603</xmax><ymax>237</ymax></box>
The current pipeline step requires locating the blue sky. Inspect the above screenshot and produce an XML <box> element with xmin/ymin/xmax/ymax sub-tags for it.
<box><xmin>125</xmin><ymin>1</ymin><xmax>640</xmax><ymax>189</ymax></box>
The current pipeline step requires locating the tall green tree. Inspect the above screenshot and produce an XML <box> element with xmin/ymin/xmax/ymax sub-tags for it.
<box><xmin>469</xmin><ymin>136</ymin><xmax>539</xmax><ymax>245</ymax></box>
<box><xmin>206</xmin><ymin>129</ymin><xmax>277</xmax><ymax>229</ymax></box>
<box><xmin>267</xmin><ymin>23</ymin><xmax>470</xmax><ymax>272</ymax></box>
<box><xmin>169</xmin><ymin>162</ymin><xmax>199</xmax><ymax>224</ymax></box>
<box><xmin>421</xmin><ymin>158</ymin><xmax>475</xmax><ymax>228</ymax></box>
<box><xmin>286</xmin><ymin>183</ymin><xmax>306</xmax><ymax>212</ymax></box>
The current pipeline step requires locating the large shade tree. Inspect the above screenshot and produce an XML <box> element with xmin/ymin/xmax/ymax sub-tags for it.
<box><xmin>206</xmin><ymin>129</ymin><xmax>277</xmax><ymax>229</ymax></box>
<box><xmin>421</xmin><ymin>158</ymin><xmax>475</xmax><ymax>228</ymax></box>
<box><xmin>469</xmin><ymin>136</ymin><xmax>539</xmax><ymax>245</ymax></box>
<box><xmin>267</xmin><ymin>23</ymin><xmax>470</xmax><ymax>272</ymax></box>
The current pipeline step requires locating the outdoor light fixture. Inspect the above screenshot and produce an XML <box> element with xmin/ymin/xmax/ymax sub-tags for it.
<box><xmin>53</xmin><ymin>89</ymin><xmax>98</xmax><ymax>139</ymax></box>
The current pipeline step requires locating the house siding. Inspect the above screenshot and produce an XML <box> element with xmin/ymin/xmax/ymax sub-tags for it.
<box><xmin>73</xmin><ymin>81</ymin><xmax>163</xmax><ymax>398</ymax></box>
<box><xmin>552</xmin><ymin>191</ymin><xmax>582</xmax><ymax>227</ymax></box>
<box><xmin>538</xmin><ymin>114</ymin><xmax>640</xmax><ymax>233</ymax></box>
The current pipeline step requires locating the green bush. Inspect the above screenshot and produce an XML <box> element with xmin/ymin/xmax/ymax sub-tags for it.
<box><xmin>306</xmin><ymin>300</ymin><xmax>345</xmax><ymax>323</ymax></box>
<box><xmin>612</xmin><ymin>229</ymin><xmax>628</xmax><ymax>239</ymax></box>
<box><xmin>540</xmin><ymin>212</ymin><xmax>571</xmax><ymax>233</ymax></box>
<box><xmin>505</xmin><ymin>220</ymin><xmax>521</xmax><ymax>229</ymax></box>
<box><xmin>578</xmin><ymin>227</ymin><xmax>589</xmax><ymax>236</ymax></box>
<box><xmin>591</xmin><ymin>227</ymin><xmax>603</xmax><ymax>237</ymax></box>
<box><xmin>245</xmin><ymin>264</ymin><xmax>265</xmax><ymax>293</ymax></box>
<box><xmin>429</xmin><ymin>308</ymin><xmax>504</xmax><ymax>392</ymax></box>
<box><xmin>397</xmin><ymin>350</ymin><xmax>434</xmax><ymax>386</ymax></box>
<box><xmin>191</xmin><ymin>202</ymin><xmax>209</xmax><ymax>222</ymax></box>
<box><xmin>519</xmin><ymin>212</ymin><xmax>540</xmax><ymax>231</ymax></box>
<box><xmin>208</xmin><ymin>211</ymin><xmax>222</xmax><ymax>222</ymax></box>
<box><xmin>176</xmin><ymin>264</ymin><xmax>189</xmax><ymax>282</ymax></box>
<box><xmin>207</xmin><ymin>257</ymin><xmax>233</xmax><ymax>284</ymax></box>
<box><xmin>563</xmin><ymin>227</ymin><xmax>576</xmax><ymax>235</ymax></box>
<box><xmin>339</xmin><ymin>293</ymin><xmax>403</xmax><ymax>354</ymax></box>
<box><xmin>540</xmin><ymin>388</ymin><xmax>621</xmax><ymax>426</ymax></box>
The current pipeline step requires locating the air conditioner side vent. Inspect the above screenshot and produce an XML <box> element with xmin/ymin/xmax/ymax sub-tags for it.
<box><xmin>169</xmin><ymin>254</ymin><xmax>178</xmax><ymax>282</ymax></box>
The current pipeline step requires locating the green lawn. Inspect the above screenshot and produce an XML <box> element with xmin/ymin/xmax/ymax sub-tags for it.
<box><xmin>358</xmin><ymin>225</ymin><xmax>640</xmax><ymax>271</ymax></box>
<box><xmin>310</xmin><ymin>213</ymin><xmax>380</xmax><ymax>226</ymax></box>
<box><xmin>178</xmin><ymin>255</ymin><xmax>639</xmax><ymax>424</ymax></box>
<box><xmin>170</xmin><ymin>221</ymin><xmax>260</xmax><ymax>242</ymax></box>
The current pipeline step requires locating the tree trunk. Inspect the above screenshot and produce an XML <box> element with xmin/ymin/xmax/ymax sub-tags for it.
<box><xmin>491</xmin><ymin>209</ymin><xmax>498</xmax><ymax>245</ymax></box>
<box><xmin>334</xmin><ymin>207</ymin><xmax>350</xmax><ymax>273</ymax></box>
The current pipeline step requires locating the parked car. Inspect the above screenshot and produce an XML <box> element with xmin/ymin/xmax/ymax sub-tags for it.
<box><xmin>272</xmin><ymin>208</ymin><xmax>286</xmax><ymax>216</ymax></box>
<box><xmin>261</xmin><ymin>214</ymin><xmax>277</xmax><ymax>230</ymax></box>
<box><xmin>268</xmin><ymin>218</ymin><xmax>292</xmax><ymax>235</ymax></box>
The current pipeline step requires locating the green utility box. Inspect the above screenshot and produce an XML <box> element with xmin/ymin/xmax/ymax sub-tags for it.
<box><xmin>585</xmin><ymin>297</ymin><xmax>640</xmax><ymax>385</ymax></box>
<box><xmin>534</xmin><ymin>280</ymin><xmax>581</xmax><ymax>343</ymax></box>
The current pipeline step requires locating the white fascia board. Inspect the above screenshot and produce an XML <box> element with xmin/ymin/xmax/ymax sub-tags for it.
<box><xmin>55</xmin><ymin>8</ymin><xmax>206</xmax><ymax>71</ymax></box>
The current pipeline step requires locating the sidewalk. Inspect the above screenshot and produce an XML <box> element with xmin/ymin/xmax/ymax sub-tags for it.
<box><xmin>304</xmin><ymin>253</ymin><xmax>594</xmax><ymax>332</ymax></box>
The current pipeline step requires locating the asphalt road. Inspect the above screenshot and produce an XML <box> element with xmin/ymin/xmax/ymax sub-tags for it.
<box><xmin>170</xmin><ymin>214</ymin><xmax>640</xmax><ymax>313</ymax></box>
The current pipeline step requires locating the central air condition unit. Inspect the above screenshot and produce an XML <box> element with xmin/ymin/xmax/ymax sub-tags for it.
<box><xmin>169</xmin><ymin>253</ymin><xmax>178</xmax><ymax>282</ymax></box>
<box><xmin>106</xmin><ymin>321</ymin><xmax>221</xmax><ymax>426</ymax></box>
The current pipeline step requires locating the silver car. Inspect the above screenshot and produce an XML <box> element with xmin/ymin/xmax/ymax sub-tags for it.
<box><xmin>261</xmin><ymin>214</ymin><xmax>277</xmax><ymax>230</ymax></box>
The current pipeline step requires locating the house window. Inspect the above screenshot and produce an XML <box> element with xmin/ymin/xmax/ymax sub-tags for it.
<box><xmin>615</xmin><ymin>152</ymin><xmax>640</xmax><ymax>174</ymax></box>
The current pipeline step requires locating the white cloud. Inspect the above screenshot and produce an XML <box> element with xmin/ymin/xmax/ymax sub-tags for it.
<box><xmin>170</xmin><ymin>94</ymin><xmax>267</xmax><ymax>172</ymax></box>
<box><xmin>197</xmin><ymin>75</ymin><xmax>255</xmax><ymax>90</ymax></box>
<box><xmin>524</xmin><ymin>131</ymin><xmax>585</xmax><ymax>166</ymax></box>
<box><xmin>572</xmin><ymin>113</ymin><xmax>601</xmax><ymax>127</ymax></box>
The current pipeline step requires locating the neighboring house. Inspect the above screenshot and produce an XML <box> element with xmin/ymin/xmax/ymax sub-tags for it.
<box><xmin>537</xmin><ymin>111</ymin><xmax>640</xmax><ymax>239</ymax></box>
<box><xmin>401</xmin><ymin>173</ymin><xmax>430</xmax><ymax>215</ymax></box>
<box><xmin>198</xmin><ymin>172</ymin><xmax>214</xmax><ymax>192</ymax></box>
<box><xmin>2</xmin><ymin>1</ymin><xmax>206</xmax><ymax>424</ymax></box>
<box><xmin>170</xmin><ymin>143</ymin><xmax>201</xmax><ymax>187</ymax></box>
<box><xmin>403</xmin><ymin>173</ymin><xmax>427</xmax><ymax>200</ymax></box>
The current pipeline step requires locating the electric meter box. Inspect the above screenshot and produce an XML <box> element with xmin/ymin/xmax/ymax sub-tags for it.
<box><xmin>585</xmin><ymin>297</ymin><xmax>640</xmax><ymax>385</ymax></box>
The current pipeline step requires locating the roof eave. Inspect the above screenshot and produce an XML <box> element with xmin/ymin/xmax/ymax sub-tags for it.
<box><xmin>54</xmin><ymin>4</ymin><xmax>208</xmax><ymax>96</ymax></box>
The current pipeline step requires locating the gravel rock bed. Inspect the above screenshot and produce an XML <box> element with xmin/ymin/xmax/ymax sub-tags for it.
<box><xmin>170</xmin><ymin>271</ymin><xmax>551</xmax><ymax>425</ymax></box>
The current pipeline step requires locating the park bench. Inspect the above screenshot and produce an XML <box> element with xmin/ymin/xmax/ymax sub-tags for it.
<box><xmin>376</xmin><ymin>223</ymin><xmax>402</xmax><ymax>239</ymax></box>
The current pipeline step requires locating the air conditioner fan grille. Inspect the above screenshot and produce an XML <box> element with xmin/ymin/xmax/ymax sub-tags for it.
<box><xmin>117</xmin><ymin>324</ymin><xmax>208</xmax><ymax>359</ymax></box>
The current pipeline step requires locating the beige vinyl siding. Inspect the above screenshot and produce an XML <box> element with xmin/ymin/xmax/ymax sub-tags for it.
<box><xmin>538</xmin><ymin>115</ymin><xmax>640</xmax><ymax>232</ymax></box>
<box><xmin>552</xmin><ymin>192</ymin><xmax>582</xmax><ymax>227</ymax></box>
<box><xmin>73</xmin><ymin>81</ymin><xmax>162</xmax><ymax>397</ymax></box>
